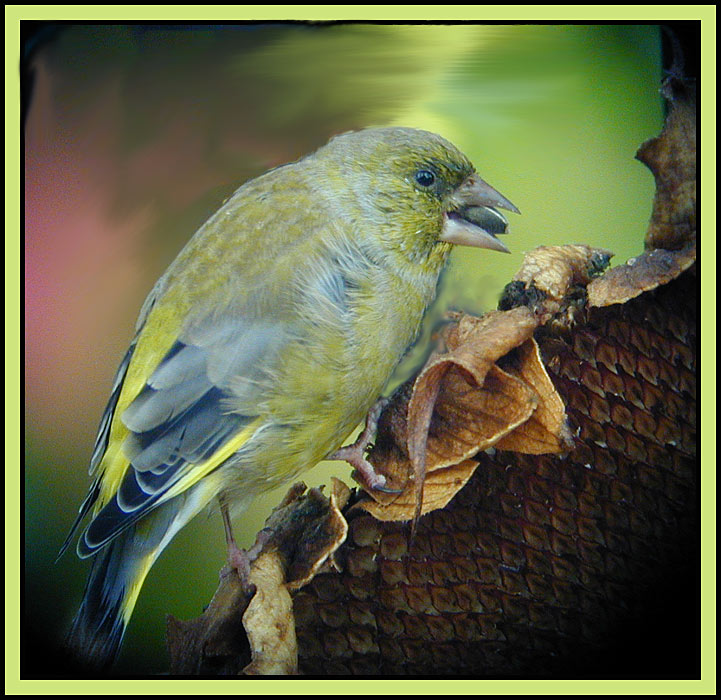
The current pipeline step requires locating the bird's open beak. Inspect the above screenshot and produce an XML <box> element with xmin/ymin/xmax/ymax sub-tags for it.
<box><xmin>440</xmin><ymin>176</ymin><xmax>520</xmax><ymax>253</ymax></box>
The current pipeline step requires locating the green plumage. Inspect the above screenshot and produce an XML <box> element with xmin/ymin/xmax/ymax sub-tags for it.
<box><xmin>65</xmin><ymin>126</ymin><xmax>517</xmax><ymax>666</ymax></box>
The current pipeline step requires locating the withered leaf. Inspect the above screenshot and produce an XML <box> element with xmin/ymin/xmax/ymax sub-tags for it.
<box><xmin>424</xmin><ymin>363</ymin><xmax>539</xmax><ymax>469</ymax></box>
<box><xmin>356</xmin><ymin>306</ymin><xmax>569</xmax><ymax>524</ymax></box>
<box><xmin>355</xmin><ymin>364</ymin><xmax>539</xmax><ymax>522</ymax></box>
<box><xmin>284</xmin><ymin>478</ymin><xmax>350</xmax><ymax>590</ymax></box>
<box><xmin>242</xmin><ymin>551</ymin><xmax>298</xmax><ymax>675</ymax></box>
<box><xmin>241</xmin><ymin>481</ymin><xmax>352</xmax><ymax>674</ymax></box>
<box><xmin>354</xmin><ymin>459</ymin><xmax>478</xmax><ymax>522</ymax></box>
<box><xmin>636</xmin><ymin>71</ymin><xmax>696</xmax><ymax>251</ymax></box>
<box><xmin>167</xmin><ymin>481</ymin><xmax>350</xmax><ymax>675</ymax></box>
<box><xmin>511</xmin><ymin>244</ymin><xmax>614</xmax><ymax>304</ymax></box>
<box><xmin>255</xmin><ymin>480</ymin><xmax>350</xmax><ymax>591</ymax></box>
<box><xmin>495</xmin><ymin>338</ymin><xmax>574</xmax><ymax>454</ymax></box>
<box><xmin>587</xmin><ymin>243</ymin><xmax>696</xmax><ymax>308</ymax></box>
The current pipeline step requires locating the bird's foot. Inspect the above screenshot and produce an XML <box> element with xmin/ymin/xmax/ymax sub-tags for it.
<box><xmin>222</xmin><ymin>540</ymin><xmax>253</xmax><ymax>585</ymax></box>
<box><xmin>219</xmin><ymin>497</ymin><xmax>274</xmax><ymax>587</ymax></box>
<box><xmin>221</xmin><ymin>527</ymin><xmax>276</xmax><ymax>593</ymax></box>
<box><xmin>327</xmin><ymin>397</ymin><xmax>401</xmax><ymax>494</ymax></box>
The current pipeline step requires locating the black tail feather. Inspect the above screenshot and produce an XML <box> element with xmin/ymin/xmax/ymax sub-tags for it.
<box><xmin>66</xmin><ymin>539</ymin><xmax>131</xmax><ymax>669</ymax></box>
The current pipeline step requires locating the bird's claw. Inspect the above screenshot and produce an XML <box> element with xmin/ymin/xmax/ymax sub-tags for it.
<box><xmin>369</xmin><ymin>482</ymin><xmax>403</xmax><ymax>495</ymax></box>
<box><xmin>327</xmin><ymin>397</ymin><xmax>396</xmax><ymax>493</ymax></box>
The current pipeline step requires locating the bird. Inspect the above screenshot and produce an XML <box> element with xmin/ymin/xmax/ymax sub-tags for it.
<box><xmin>60</xmin><ymin>126</ymin><xmax>519</xmax><ymax>667</ymax></box>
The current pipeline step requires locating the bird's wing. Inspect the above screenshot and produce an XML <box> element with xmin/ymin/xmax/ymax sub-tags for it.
<box><xmin>69</xmin><ymin>297</ymin><xmax>293</xmax><ymax>558</ymax></box>
<box><xmin>62</xmin><ymin>164</ymin><xmax>354</xmax><ymax>558</ymax></box>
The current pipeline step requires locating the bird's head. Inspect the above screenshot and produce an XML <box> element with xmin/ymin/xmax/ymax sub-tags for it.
<box><xmin>314</xmin><ymin>127</ymin><xmax>519</xmax><ymax>273</ymax></box>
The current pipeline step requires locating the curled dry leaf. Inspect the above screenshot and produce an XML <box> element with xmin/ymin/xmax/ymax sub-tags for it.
<box><xmin>242</xmin><ymin>551</ymin><xmax>297</xmax><ymax>675</ymax></box>
<box><xmin>636</xmin><ymin>70</ymin><xmax>696</xmax><ymax>251</ymax></box>
<box><xmin>499</xmin><ymin>244</ymin><xmax>614</xmax><ymax>322</ymax></box>
<box><xmin>587</xmin><ymin>242</ymin><xmax>696</xmax><ymax>308</ymax></box>
<box><xmin>494</xmin><ymin>336</ymin><xmax>575</xmax><ymax>454</ymax></box>
<box><xmin>355</xmin><ymin>306</ymin><xmax>572</xmax><ymax>523</ymax></box>
<box><xmin>511</xmin><ymin>244</ymin><xmax>614</xmax><ymax>301</ymax></box>
<box><xmin>421</xmin><ymin>363</ymin><xmax>538</xmax><ymax>469</ymax></box>
<box><xmin>241</xmin><ymin>479</ymin><xmax>351</xmax><ymax>674</ymax></box>
<box><xmin>355</xmin><ymin>459</ymin><xmax>479</xmax><ymax>522</ymax></box>
<box><xmin>243</xmin><ymin>480</ymin><xmax>352</xmax><ymax>674</ymax></box>
<box><xmin>239</xmin><ymin>480</ymin><xmax>351</xmax><ymax>590</ymax></box>
<box><xmin>166</xmin><ymin>480</ymin><xmax>350</xmax><ymax>675</ymax></box>
<box><xmin>282</xmin><ymin>478</ymin><xmax>351</xmax><ymax>589</ymax></box>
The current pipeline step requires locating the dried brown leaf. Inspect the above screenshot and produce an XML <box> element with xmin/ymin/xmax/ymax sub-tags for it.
<box><xmin>242</xmin><ymin>551</ymin><xmax>298</xmax><ymax>675</ymax></box>
<box><xmin>587</xmin><ymin>243</ymin><xmax>696</xmax><ymax>308</ymax></box>
<box><xmin>259</xmin><ymin>480</ymin><xmax>350</xmax><ymax>591</ymax></box>
<box><xmin>355</xmin><ymin>306</ymin><xmax>574</xmax><ymax>523</ymax></box>
<box><xmin>355</xmin><ymin>364</ymin><xmax>540</xmax><ymax>522</ymax></box>
<box><xmin>408</xmin><ymin>307</ymin><xmax>540</xmax><ymax>484</ymax></box>
<box><xmin>354</xmin><ymin>459</ymin><xmax>479</xmax><ymax>522</ymax></box>
<box><xmin>636</xmin><ymin>72</ymin><xmax>696</xmax><ymax>251</ymax></box>
<box><xmin>495</xmin><ymin>338</ymin><xmax>574</xmax><ymax>454</ymax></box>
<box><xmin>425</xmin><ymin>363</ymin><xmax>539</xmax><ymax>469</ymax></box>
<box><xmin>511</xmin><ymin>244</ymin><xmax>614</xmax><ymax>303</ymax></box>
<box><xmin>440</xmin><ymin>307</ymin><xmax>540</xmax><ymax>365</ymax></box>
<box><xmin>166</xmin><ymin>481</ymin><xmax>350</xmax><ymax>675</ymax></box>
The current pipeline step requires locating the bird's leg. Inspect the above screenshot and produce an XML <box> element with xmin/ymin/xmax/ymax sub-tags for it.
<box><xmin>219</xmin><ymin>498</ymin><xmax>274</xmax><ymax>588</ymax></box>
<box><xmin>327</xmin><ymin>397</ymin><xmax>400</xmax><ymax>493</ymax></box>
<box><xmin>220</xmin><ymin>499</ymin><xmax>252</xmax><ymax>584</ymax></box>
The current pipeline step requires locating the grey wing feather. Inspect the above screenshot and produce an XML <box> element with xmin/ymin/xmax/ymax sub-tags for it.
<box><xmin>77</xmin><ymin>314</ymin><xmax>289</xmax><ymax>556</ymax></box>
<box><xmin>57</xmin><ymin>339</ymin><xmax>139</xmax><ymax>560</ymax></box>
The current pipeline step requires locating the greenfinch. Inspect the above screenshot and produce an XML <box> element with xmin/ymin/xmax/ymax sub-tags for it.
<box><xmin>62</xmin><ymin>126</ymin><xmax>518</xmax><ymax>666</ymax></box>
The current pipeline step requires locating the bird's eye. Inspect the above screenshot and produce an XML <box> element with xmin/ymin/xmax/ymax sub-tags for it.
<box><xmin>414</xmin><ymin>169</ymin><xmax>436</xmax><ymax>187</ymax></box>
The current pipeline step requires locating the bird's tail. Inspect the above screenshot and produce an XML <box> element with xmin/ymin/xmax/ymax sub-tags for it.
<box><xmin>65</xmin><ymin>479</ymin><xmax>226</xmax><ymax>668</ymax></box>
<box><xmin>66</xmin><ymin>528</ymin><xmax>158</xmax><ymax>669</ymax></box>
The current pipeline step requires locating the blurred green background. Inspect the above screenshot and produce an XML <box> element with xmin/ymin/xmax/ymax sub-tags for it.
<box><xmin>24</xmin><ymin>23</ymin><xmax>663</xmax><ymax>675</ymax></box>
